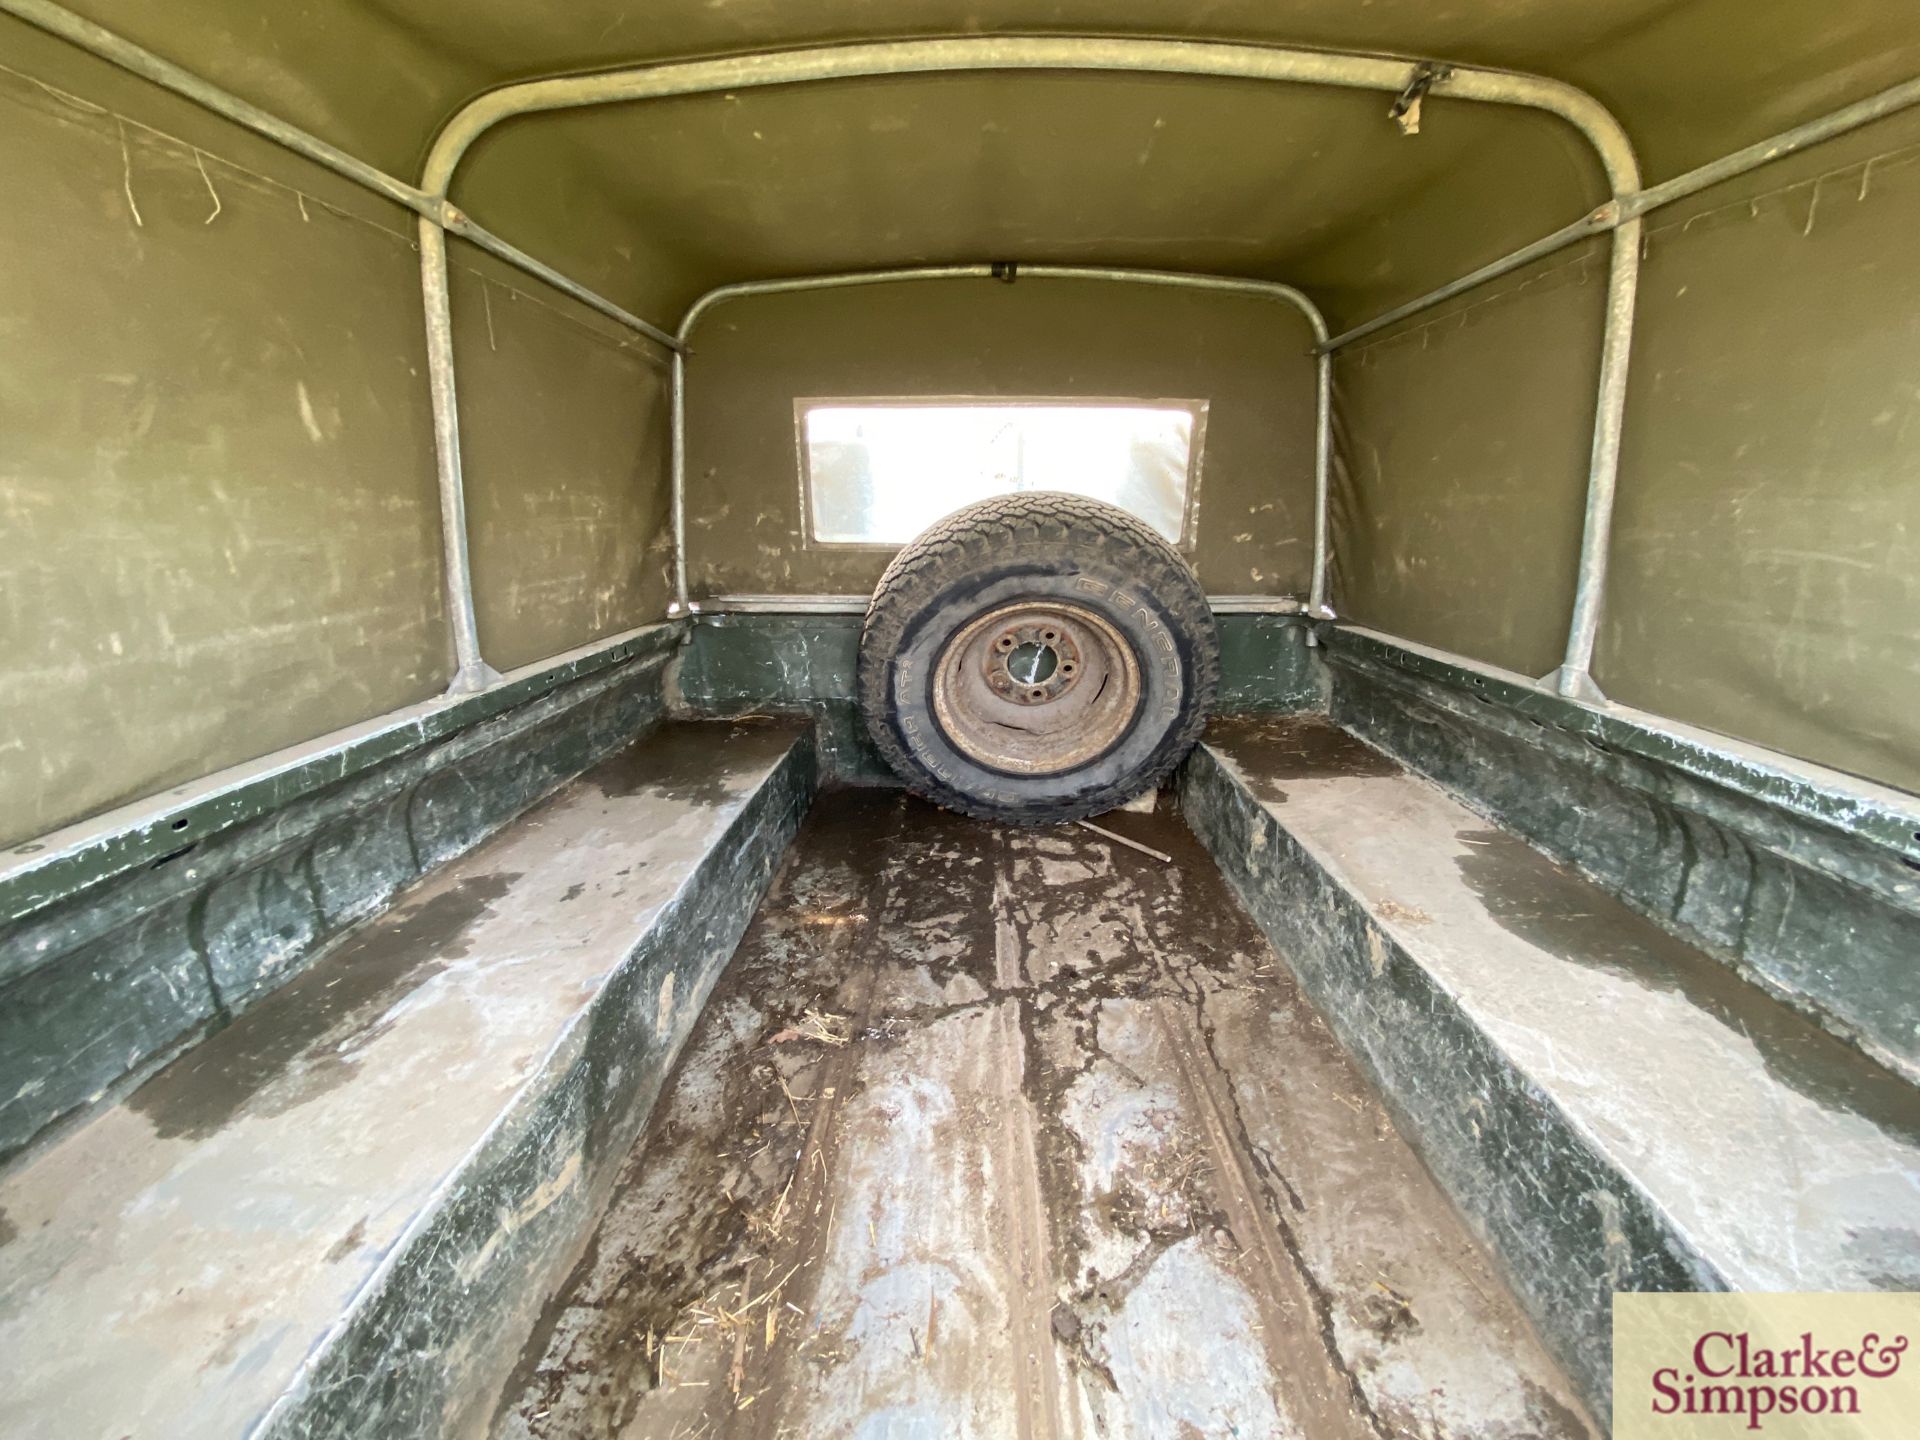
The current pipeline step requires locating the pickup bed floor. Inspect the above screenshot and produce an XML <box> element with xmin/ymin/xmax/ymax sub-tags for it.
<box><xmin>496</xmin><ymin>790</ymin><xmax>1596</xmax><ymax>1440</ymax></box>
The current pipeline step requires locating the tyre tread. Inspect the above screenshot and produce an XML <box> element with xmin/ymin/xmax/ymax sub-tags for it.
<box><xmin>859</xmin><ymin>493</ymin><xmax>1219</xmax><ymax>824</ymax></box>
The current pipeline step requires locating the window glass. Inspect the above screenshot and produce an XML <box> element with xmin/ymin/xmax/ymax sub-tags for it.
<box><xmin>800</xmin><ymin>400</ymin><xmax>1203</xmax><ymax>545</ymax></box>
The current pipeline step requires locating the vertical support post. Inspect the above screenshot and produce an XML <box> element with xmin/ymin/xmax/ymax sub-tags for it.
<box><xmin>1547</xmin><ymin>217</ymin><xmax>1643</xmax><ymax>702</ymax></box>
<box><xmin>1307</xmin><ymin>348</ymin><xmax>1335</xmax><ymax>620</ymax></box>
<box><xmin>417</xmin><ymin>216</ymin><xmax>498</xmax><ymax>694</ymax></box>
<box><xmin>669</xmin><ymin>346</ymin><xmax>691</xmax><ymax>615</ymax></box>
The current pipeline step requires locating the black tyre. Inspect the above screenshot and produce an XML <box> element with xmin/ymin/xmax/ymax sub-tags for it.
<box><xmin>858</xmin><ymin>492</ymin><xmax>1219</xmax><ymax>824</ymax></box>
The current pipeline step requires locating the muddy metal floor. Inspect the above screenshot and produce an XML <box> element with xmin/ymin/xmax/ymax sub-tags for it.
<box><xmin>496</xmin><ymin>789</ymin><xmax>1596</xmax><ymax>1440</ymax></box>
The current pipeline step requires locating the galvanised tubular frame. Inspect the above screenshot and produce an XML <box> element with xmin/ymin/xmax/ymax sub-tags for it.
<box><xmin>3</xmin><ymin>0</ymin><xmax>685</xmax><ymax>355</ymax></box>
<box><xmin>1321</xmin><ymin>73</ymin><xmax>1920</xmax><ymax>353</ymax></box>
<box><xmin>6</xmin><ymin>3</ymin><xmax>1919</xmax><ymax>778</ymax></box>
<box><xmin>424</xmin><ymin>36</ymin><xmax>1639</xmax><ymax>685</ymax></box>
<box><xmin>1315</xmin><ymin>73</ymin><xmax>1920</xmax><ymax>697</ymax></box>
<box><xmin>697</xmin><ymin>595</ymin><xmax>1308</xmax><ymax>614</ymax></box>
<box><xmin>668</xmin><ymin>265</ymin><xmax>1332</xmax><ymax>619</ymax></box>
<box><xmin>0</xmin><ymin>0</ymin><xmax>684</xmax><ymax>697</ymax></box>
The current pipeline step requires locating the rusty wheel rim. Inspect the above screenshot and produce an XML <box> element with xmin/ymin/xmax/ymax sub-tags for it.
<box><xmin>930</xmin><ymin>601</ymin><xmax>1143</xmax><ymax>776</ymax></box>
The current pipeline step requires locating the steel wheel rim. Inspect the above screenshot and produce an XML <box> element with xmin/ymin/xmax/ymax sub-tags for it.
<box><xmin>930</xmin><ymin>601</ymin><xmax>1143</xmax><ymax>776</ymax></box>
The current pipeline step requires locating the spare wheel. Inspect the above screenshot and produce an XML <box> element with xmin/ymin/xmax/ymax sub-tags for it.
<box><xmin>857</xmin><ymin>492</ymin><xmax>1219</xmax><ymax>824</ymax></box>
